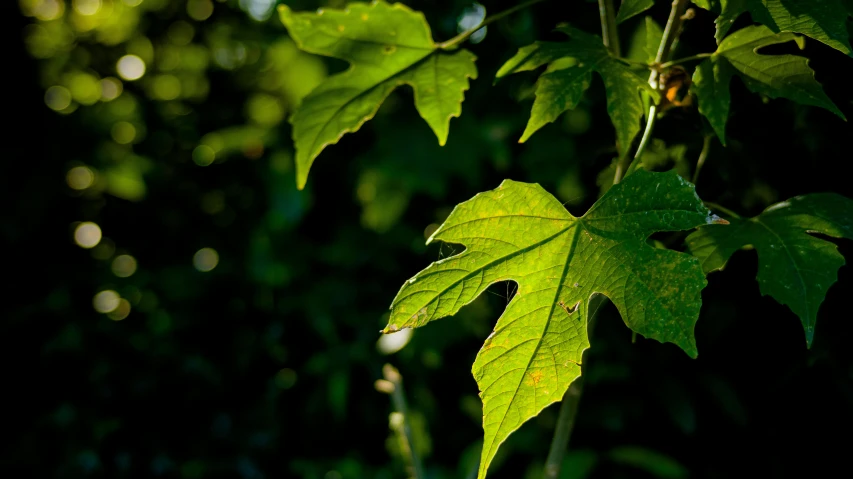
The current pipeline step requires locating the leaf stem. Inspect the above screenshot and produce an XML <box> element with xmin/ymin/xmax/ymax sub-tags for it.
<box><xmin>659</xmin><ymin>52</ymin><xmax>713</xmax><ymax>69</ymax></box>
<box><xmin>613</xmin><ymin>0</ymin><xmax>690</xmax><ymax>184</ymax></box>
<box><xmin>381</xmin><ymin>364</ymin><xmax>425</xmax><ymax>479</ymax></box>
<box><xmin>438</xmin><ymin>0</ymin><xmax>550</xmax><ymax>49</ymax></box>
<box><xmin>703</xmin><ymin>201</ymin><xmax>742</xmax><ymax>219</ymax></box>
<box><xmin>691</xmin><ymin>135</ymin><xmax>713</xmax><ymax>184</ymax></box>
<box><xmin>543</xmin><ymin>377</ymin><xmax>584</xmax><ymax>479</ymax></box>
<box><xmin>598</xmin><ymin>0</ymin><xmax>621</xmax><ymax>56</ymax></box>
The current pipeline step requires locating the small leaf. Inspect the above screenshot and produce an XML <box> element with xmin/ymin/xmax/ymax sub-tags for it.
<box><xmin>687</xmin><ymin>194</ymin><xmax>853</xmax><ymax>346</ymax></box>
<box><xmin>626</xmin><ymin>16</ymin><xmax>664</xmax><ymax>64</ymax></box>
<box><xmin>691</xmin><ymin>57</ymin><xmax>733</xmax><ymax>144</ymax></box>
<box><xmin>279</xmin><ymin>1</ymin><xmax>477</xmax><ymax>189</ymax></box>
<box><xmin>385</xmin><ymin>170</ymin><xmax>716</xmax><ymax>479</ymax></box>
<box><xmin>497</xmin><ymin>27</ymin><xmax>657</xmax><ymax>153</ymax></box>
<box><xmin>714</xmin><ymin>25</ymin><xmax>844</xmax><ymax>119</ymax></box>
<box><xmin>714</xmin><ymin>0</ymin><xmax>853</xmax><ymax>56</ymax></box>
<box><xmin>616</xmin><ymin>0</ymin><xmax>655</xmax><ymax>24</ymax></box>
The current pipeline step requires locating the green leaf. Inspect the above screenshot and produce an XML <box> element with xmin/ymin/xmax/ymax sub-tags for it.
<box><xmin>384</xmin><ymin>170</ymin><xmax>718</xmax><ymax>479</ymax></box>
<box><xmin>714</xmin><ymin>0</ymin><xmax>853</xmax><ymax>55</ymax></box>
<box><xmin>687</xmin><ymin>194</ymin><xmax>853</xmax><ymax>346</ymax></box>
<box><xmin>691</xmin><ymin>57</ymin><xmax>733</xmax><ymax>144</ymax></box>
<box><xmin>278</xmin><ymin>2</ymin><xmax>478</xmax><ymax>189</ymax></box>
<box><xmin>714</xmin><ymin>25</ymin><xmax>844</xmax><ymax>119</ymax></box>
<box><xmin>626</xmin><ymin>16</ymin><xmax>664</xmax><ymax>65</ymax></box>
<box><xmin>616</xmin><ymin>0</ymin><xmax>655</xmax><ymax>24</ymax></box>
<box><xmin>497</xmin><ymin>27</ymin><xmax>657</xmax><ymax>154</ymax></box>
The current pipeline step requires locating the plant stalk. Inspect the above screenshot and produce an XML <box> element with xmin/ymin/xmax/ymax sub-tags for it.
<box><xmin>692</xmin><ymin>135</ymin><xmax>713</xmax><ymax>184</ymax></box>
<box><xmin>438</xmin><ymin>0</ymin><xmax>550</xmax><ymax>49</ymax></box>
<box><xmin>543</xmin><ymin>377</ymin><xmax>584</xmax><ymax>479</ymax></box>
<box><xmin>382</xmin><ymin>364</ymin><xmax>425</xmax><ymax>479</ymax></box>
<box><xmin>659</xmin><ymin>52</ymin><xmax>713</xmax><ymax>70</ymax></box>
<box><xmin>704</xmin><ymin>201</ymin><xmax>742</xmax><ymax>219</ymax></box>
<box><xmin>598</xmin><ymin>0</ymin><xmax>621</xmax><ymax>56</ymax></box>
<box><xmin>613</xmin><ymin>0</ymin><xmax>690</xmax><ymax>184</ymax></box>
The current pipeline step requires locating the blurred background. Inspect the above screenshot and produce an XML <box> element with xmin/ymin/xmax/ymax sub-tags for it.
<box><xmin>3</xmin><ymin>0</ymin><xmax>852</xmax><ymax>478</ymax></box>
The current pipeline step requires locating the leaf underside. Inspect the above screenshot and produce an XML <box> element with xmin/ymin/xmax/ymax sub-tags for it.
<box><xmin>691</xmin><ymin>25</ymin><xmax>844</xmax><ymax>143</ymax></box>
<box><xmin>385</xmin><ymin>170</ymin><xmax>718</xmax><ymax>479</ymax></box>
<box><xmin>688</xmin><ymin>194</ymin><xmax>853</xmax><ymax>346</ymax></box>
<box><xmin>714</xmin><ymin>0</ymin><xmax>853</xmax><ymax>56</ymax></box>
<box><xmin>279</xmin><ymin>1</ymin><xmax>478</xmax><ymax>189</ymax></box>
<box><xmin>496</xmin><ymin>27</ymin><xmax>656</xmax><ymax>154</ymax></box>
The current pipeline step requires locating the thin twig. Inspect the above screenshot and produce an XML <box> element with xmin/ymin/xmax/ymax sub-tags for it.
<box><xmin>613</xmin><ymin>0</ymin><xmax>690</xmax><ymax>184</ymax></box>
<box><xmin>380</xmin><ymin>364</ymin><xmax>425</xmax><ymax>479</ymax></box>
<box><xmin>438</xmin><ymin>0</ymin><xmax>550</xmax><ymax>49</ymax></box>
<box><xmin>703</xmin><ymin>201</ymin><xmax>742</xmax><ymax>219</ymax></box>
<box><xmin>659</xmin><ymin>52</ymin><xmax>713</xmax><ymax>69</ymax></box>
<box><xmin>692</xmin><ymin>135</ymin><xmax>713</xmax><ymax>184</ymax></box>
<box><xmin>598</xmin><ymin>0</ymin><xmax>621</xmax><ymax>56</ymax></box>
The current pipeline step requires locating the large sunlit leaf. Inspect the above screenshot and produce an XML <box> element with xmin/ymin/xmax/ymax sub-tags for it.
<box><xmin>690</xmin><ymin>25</ymin><xmax>844</xmax><ymax>142</ymax></box>
<box><xmin>688</xmin><ymin>194</ymin><xmax>853</xmax><ymax>346</ymax></box>
<box><xmin>711</xmin><ymin>0</ymin><xmax>853</xmax><ymax>55</ymax></box>
<box><xmin>279</xmin><ymin>1</ymin><xmax>478</xmax><ymax>189</ymax></box>
<box><xmin>497</xmin><ymin>27</ymin><xmax>657</xmax><ymax>154</ymax></box>
<box><xmin>384</xmin><ymin>170</ymin><xmax>720</xmax><ymax>479</ymax></box>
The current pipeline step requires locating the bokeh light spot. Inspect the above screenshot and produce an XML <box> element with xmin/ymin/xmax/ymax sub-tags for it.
<box><xmin>117</xmin><ymin>55</ymin><xmax>146</xmax><ymax>81</ymax></box>
<box><xmin>108</xmin><ymin>299</ymin><xmax>132</xmax><ymax>321</ymax></box>
<box><xmin>122</xmin><ymin>0</ymin><xmax>143</xmax><ymax>6</ymax></box>
<box><xmin>74</xmin><ymin>222</ymin><xmax>102</xmax><ymax>249</ymax></box>
<box><xmin>111</xmin><ymin>255</ymin><xmax>138</xmax><ymax>278</ymax></box>
<box><xmin>93</xmin><ymin>290</ymin><xmax>120</xmax><ymax>313</ymax></box>
<box><xmin>26</xmin><ymin>0</ymin><xmax>64</xmax><ymax>20</ymax></box>
<box><xmin>246</xmin><ymin>93</ymin><xmax>284</xmax><ymax>126</ymax></box>
<box><xmin>100</xmin><ymin>77</ymin><xmax>122</xmax><ymax>101</ymax></box>
<box><xmin>152</xmin><ymin>74</ymin><xmax>181</xmax><ymax>100</ymax></box>
<box><xmin>45</xmin><ymin>86</ymin><xmax>72</xmax><ymax>111</ymax></box>
<box><xmin>274</xmin><ymin>368</ymin><xmax>297</xmax><ymax>389</ymax></box>
<box><xmin>167</xmin><ymin>21</ymin><xmax>195</xmax><ymax>45</ymax></box>
<box><xmin>187</xmin><ymin>0</ymin><xmax>214</xmax><ymax>21</ymax></box>
<box><xmin>377</xmin><ymin>327</ymin><xmax>413</xmax><ymax>355</ymax></box>
<box><xmin>73</xmin><ymin>0</ymin><xmax>101</xmax><ymax>16</ymax></box>
<box><xmin>67</xmin><ymin>166</ymin><xmax>95</xmax><ymax>190</ymax></box>
<box><xmin>111</xmin><ymin>121</ymin><xmax>137</xmax><ymax>144</ymax></box>
<box><xmin>192</xmin><ymin>145</ymin><xmax>216</xmax><ymax>166</ymax></box>
<box><xmin>193</xmin><ymin>248</ymin><xmax>219</xmax><ymax>272</ymax></box>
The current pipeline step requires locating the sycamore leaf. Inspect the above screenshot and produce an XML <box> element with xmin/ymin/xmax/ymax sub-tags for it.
<box><xmin>687</xmin><ymin>194</ymin><xmax>853</xmax><ymax>346</ymax></box>
<box><xmin>497</xmin><ymin>27</ymin><xmax>657</xmax><ymax>154</ymax></box>
<box><xmin>278</xmin><ymin>1</ymin><xmax>478</xmax><ymax>189</ymax></box>
<box><xmin>717</xmin><ymin>26</ymin><xmax>844</xmax><ymax>118</ymax></box>
<box><xmin>713</xmin><ymin>0</ymin><xmax>853</xmax><ymax>55</ymax></box>
<box><xmin>616</xmin><ymin>0</ymin><xmax>655</xmax><ymax>24</ymax></box>
<box><xmin>691</xmin><ymin>56</ymin><xmax>733</xmax><ymax>144</ymax></box>
<box><xmin>384</xmin><ymin>170</ymin><xmax>718</xmax><ymax>479</ymax></box>
<box><xmin>690</xmin><ymin>25</ymin><xmax>844</xmax><ymax>142</ymax></box>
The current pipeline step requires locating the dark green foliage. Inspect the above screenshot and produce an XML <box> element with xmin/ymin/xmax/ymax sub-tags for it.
<box><xmin>5</xmin><ymin>1</ymin><xmax>853</xmax><ymax>479</ymax></box>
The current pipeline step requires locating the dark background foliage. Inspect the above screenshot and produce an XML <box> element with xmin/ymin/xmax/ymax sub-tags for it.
<box><xmin>3</xmin><ymin>1</ymin><xmax>852</xmax><ymax>478</ymax></box>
